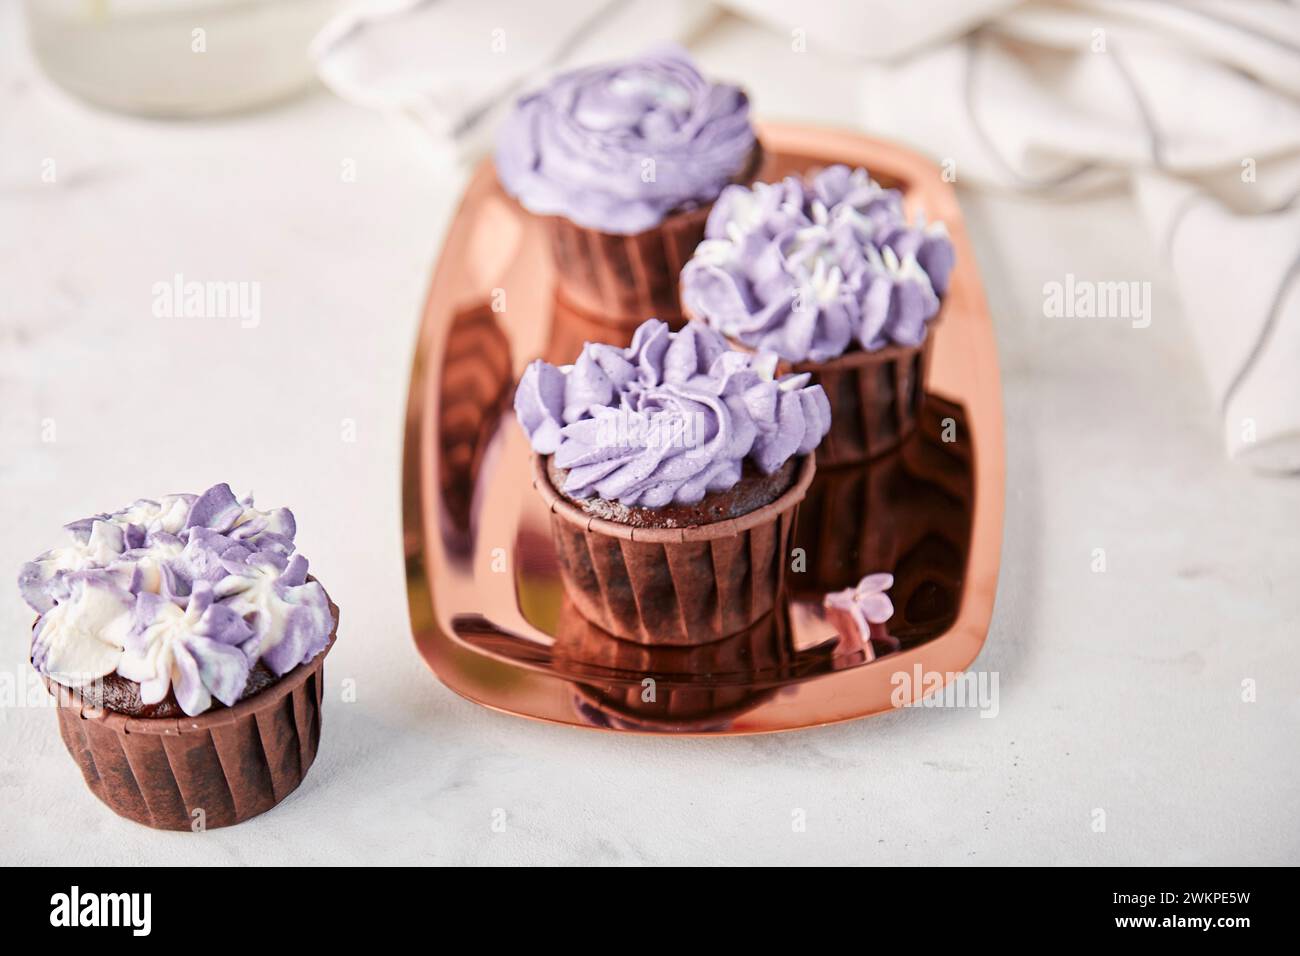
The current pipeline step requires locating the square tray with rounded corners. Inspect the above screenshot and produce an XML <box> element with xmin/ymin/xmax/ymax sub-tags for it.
<box><xmin>402</xmin><ymin>123</ymin><xmax>1004</xmax><ymax>734</ymax></box>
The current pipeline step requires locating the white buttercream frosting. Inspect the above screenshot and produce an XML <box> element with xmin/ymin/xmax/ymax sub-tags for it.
<box><xmin>19</xmin><ymin>484</ymin><xmax>334</xmax><ymax>717</ymax></box>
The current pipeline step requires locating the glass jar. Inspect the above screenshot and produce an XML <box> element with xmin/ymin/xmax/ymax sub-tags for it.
<box><xmin>24</xmin><ymin>0</ymin><xmax>341</xmax><ymax>117</ymax></box>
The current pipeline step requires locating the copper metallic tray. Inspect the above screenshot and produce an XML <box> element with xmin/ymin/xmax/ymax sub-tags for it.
<box><xmin>402</xmin><ymin>123</ymin><xmax>1004</xmax><ymax>734</ymax></box>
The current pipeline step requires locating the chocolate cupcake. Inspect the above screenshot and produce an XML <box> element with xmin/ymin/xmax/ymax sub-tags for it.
<box><xmin>515</xmin><ymin>318</ymin><xmax>830</xmax><ymax>645</ymax></box>
<box><xmin>18</xmin><ymin>483</ymin><xmax>338</xmax><ymax>830</ymax></box>
<box><xmin>495</xmin><ymin>47</ymin><xmax>760</xmax><ymax>326</ymax></box>
<box><xmin>681</xmin><ymin>165</ymin><xmax>955</xmax><ymax>464</ymax></box>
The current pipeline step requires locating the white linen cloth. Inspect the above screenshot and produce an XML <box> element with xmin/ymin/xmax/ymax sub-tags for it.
<box><xmin>312</xmin><ymin>0</ymin><xmax>714</xmax><ymax>162</ymax></box>
<box><xmin>314</xmin><ymin>0</ymin><xmax>1300</xmax><ymax>471</ymax></box>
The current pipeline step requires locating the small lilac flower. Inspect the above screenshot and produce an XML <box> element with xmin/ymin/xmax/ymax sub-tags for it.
<box><xmin>824</xmin><ymin>573</ymin><xmax>895</xmax><ymax>656</ymax></box>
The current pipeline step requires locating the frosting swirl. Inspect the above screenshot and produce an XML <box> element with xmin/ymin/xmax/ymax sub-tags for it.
<box><xmin>18</xmin><ymin>484</ymin><xmax>334</xmax><ymax>717</ymax></box>
<box><xmin>681</xmin><ymin>165</ymin><xmax>956</xmax><ymax>363</ymax></box>
<box><xmin>514</xmin><ymin>319</ymin><xmax>830</xmax><ymax>507</ymax></box>
<box><xmin>495</xmin><ymin>47</ymin><xmax>756</xmax><ymax>235</ymax></box>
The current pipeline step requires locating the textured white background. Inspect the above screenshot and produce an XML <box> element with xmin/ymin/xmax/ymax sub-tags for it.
<box><xmin>2</xmin><ymin>5</ymin><xmax>1297</xmax><ymax>865</ymax></box>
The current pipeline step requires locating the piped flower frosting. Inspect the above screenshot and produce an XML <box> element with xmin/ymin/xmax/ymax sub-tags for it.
<box><xmin>495</xmin><ymin>47</ymin><xmax>756</xmax><ymax>235</ymax></box>
<box><xmin>680</xmin><ymin>165</ymin><xmax>956</xmax><ymax>363</ymax></box>
<box><xmin>515</xmin><ymin>319</ymin><xmax>831</xmax><ymax>507</ymax></box>
<box><xmin>19</xmin><ymin>484</ymin><xmax>333</xmax><ymax>716</ymax></box>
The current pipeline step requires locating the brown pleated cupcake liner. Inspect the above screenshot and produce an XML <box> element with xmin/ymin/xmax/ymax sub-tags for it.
<box><xmin>547</xmin><ymin>205</ymin><xmax>709</xmax><ymax>326</ymax></box>
<box><xmin>533</xmin><ymin>452</ymin><xmax>815</xmax><ymax>646</ymax></box>
<box><xmin>546</xmin><ymin>143</ymin><xmax>764</xmax><ymax>327</ymax></box>
<box><xmin>45</xmin><ymin>604</ymin><xmax>339</xmax><ymax>831</ymax></box>
<box><xmin>683</xmin><ymin>305</ymin><xmax>940</xmax><ymax>469</ymax></box>
<box><xmin>791</xmin><ymin>332</ymin><xmax>934</xmax><ymax>467</ymax></box>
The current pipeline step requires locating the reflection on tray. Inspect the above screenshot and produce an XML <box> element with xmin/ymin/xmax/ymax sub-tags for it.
<box><xmin>468</xmin><ymin>598</ymin><xmax>835</xmax><ymax>732</ymax></box>
<box><xmin>436</xmin><ymin>301</ymin><xmax>513</xmax><ymax>558</ymax></box>
<box><xmin>448</xmin><ymin>379</ymin><xmax>973</xmax><ymax>704</ymax></box>
<box><xmin>793</xmin><ymin>395</ymin><xmax>973</xmax><ymax>646</ymax></box>
<box><xmin>544</xmin><ymin>290</ymin><xmax>649</xmax><ymax>362</ymax></box>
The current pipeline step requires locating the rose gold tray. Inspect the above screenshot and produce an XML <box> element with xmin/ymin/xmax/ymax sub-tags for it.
<box><xmin>402</xmin><ymin>123</ymin><xmax>1004</xmax><ymax>734</ymax></box>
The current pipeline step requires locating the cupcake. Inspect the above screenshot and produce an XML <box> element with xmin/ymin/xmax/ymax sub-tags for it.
<box><xmin>681</xmin><ymin>164</ymin><xmax>955</xmax><ymax>464</ymax></box>
<box><xmin>18</xmin><ymin>483</ymin><xmax>338</xmax><ymax>830</ymax></box>
<box><xmin>495</xmin><ymin>47</ymin><xmax>761</xmax><ymax>327</ymax></box>
<box><xmin>515</xmin><ymin>318</ymin><xmax>830</xmax><ymax>645</ymax></box>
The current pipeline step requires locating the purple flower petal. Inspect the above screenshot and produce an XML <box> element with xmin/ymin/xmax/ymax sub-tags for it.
<box><xmin>860</xmin><ymin>593</ymin><xmax>895</xmax><ymax>625</ymax></box>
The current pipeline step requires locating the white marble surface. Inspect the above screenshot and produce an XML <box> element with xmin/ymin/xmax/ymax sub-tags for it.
<box><xmin>2</xmin><ymin>6</ymin><xmax>1297</xmax><ymax>866</ymax></box>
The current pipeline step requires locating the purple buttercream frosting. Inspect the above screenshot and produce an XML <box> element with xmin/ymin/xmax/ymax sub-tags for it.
<box><xmin>681</xmin><ymin>165</ymin><xmax>956</xmax><ymax>363</ymax></box>
<box><xmin>18</xmin><ymin>484</ymin><xmax>333</xmax><ymax>717</ymax></box>
<box><xmin>494</xmin><ymin>46</ymin><xmax>756</xmax><ymax>235</ymax></box>
<box><xmin>514</xmin><ymin>319</ymin><xmax>830</xmax><ymax>507</ymax></box>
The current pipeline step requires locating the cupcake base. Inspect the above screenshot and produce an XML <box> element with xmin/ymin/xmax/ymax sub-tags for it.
<box><xmin>549</xmin><ymin>206</ymin><xmax>708</xmax><ymax>326</ymax></box>
<box><xmin>792</xmin><ymin>333</ymin><xmax>933</xmax><ymax>467</ymax></box>
<box><xmin>533</xmin><ymin>453</ymin><xmax>814</xmax><ymax>646</ymax></box>
<box><xmin>546</xmin><ymin>143</ymin><xmax>764</xmax><ymax>326</ymax></box>
<box><xmin>46</xmin><ymin>602</ymin><xmax>339</xmax><ymax>831</ymax></box>
<box><xmin>690</xmin><ymin>308</ymin><xmax>939</xmax><ymax>468</ymax></box>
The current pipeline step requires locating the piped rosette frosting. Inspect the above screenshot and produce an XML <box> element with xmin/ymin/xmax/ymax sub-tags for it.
<box><xmin>515</xmin><ymin>319</ymin><xmax>831</xmax><ymax>508</ymax></box>
<box><xmin>680</xmin><ymin>165</ymin><xmax>955</xmax><ymax>363</ymax></box>
<box><xmin>495</xmin><ymin>46</ymin><xmax>756</xmax><ymax>235</ymax></box>
<box><xmin>18</xmin><ymin>484</ymin><xmax>333</xmax><ymax>717</ymax></box>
